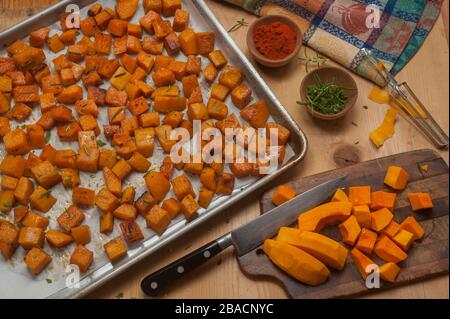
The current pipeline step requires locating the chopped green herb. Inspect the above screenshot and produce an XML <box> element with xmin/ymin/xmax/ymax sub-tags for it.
<box><xmin>114</xmin><ymin>72</ymin><xmax>127</xmax><ymax>78</ymax></box>
<box><xmin>97</xmin><ymin>139</ymin><xmax>107</xmax><ymax>147</ymax></box>
<box><xmin>111</xmin><ymin>108</ymin><xmax>124</xmax><ymax>122</ymax></box>
<box><xmin>67</xmin><ymin>51</ymin><xmax>82</xmax><ymax>55</ymax></box>
<box><xmin>351</xmin><ymin>122</ymin><xmax>358</xmax><ymax>127</ymax></box>
<box><xmin>39</xmin><ymin>190</ymin><xmax>52</xmax><ymax>198</ymax></box>
<box><xmin>228</xmin><ymin>18</ymin><xmax>248</xmax><ymax>33</ymax></box>
<box><xmin>363</xmin><ymin>105</ymin><xmax>369</xmax><ymax>110</ymax></box>
<box><xmin>299</xmin><ymin>47</ymin><xmax>328</xmax><ymax>73</ymax></box>
<box><xmin>2</xmin><ymin>201</ymin><xmax>10</xmax><ymax>208</ymax></box>
<box><xmin>44</xmin><ymin>130</ymin><xmax>51</xmax><ymax>144</ymax></box>
<box><xmin>116</xmin><ymin>292</ymin><xmax>124</xmax><ymax>299</ymax></box>
<box><xmin>46</xmin><ymin>278</ymin><xmax>53</xmax><ymax>284</ymax></box>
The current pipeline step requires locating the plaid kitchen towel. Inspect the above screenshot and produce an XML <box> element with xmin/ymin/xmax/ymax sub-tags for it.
<box><xmin>221</xmin><ymin>0</ymin><xmax>443</xmax><ymax>81</ymax></box>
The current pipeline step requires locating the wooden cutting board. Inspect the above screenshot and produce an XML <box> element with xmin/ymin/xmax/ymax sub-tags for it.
<box><xmin>237</xmin><ymin>149</ymin><xmax>449</xmax><ymax>299</ymax></box>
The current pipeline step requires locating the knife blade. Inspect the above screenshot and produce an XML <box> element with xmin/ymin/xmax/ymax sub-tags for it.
<box><xmin>141</xmin><ymin>176</ymin><xmax>346</xmax><ymax>296</ymax></box>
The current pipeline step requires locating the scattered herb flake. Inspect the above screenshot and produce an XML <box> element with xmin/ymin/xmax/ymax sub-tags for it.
<box><xmin>351</xmin><ymin>122</ymin><xmax>358</xmax><ymax>127</ymax></box>
<box><xmin>97</xmin><ymin>139</ymin><xmax>107</xmax><ymax>147</ymax></box>
<box><xmin>363</xmin><ymin>105</ymin><xmax>369</xmax><ymax>110</ymax></box>
<box><xmin>116</xmin><ymin>292</ymin><xmax>124</xmax><ymax>299</ymax></box>
<box><xmin>228</xmin><ymin>18</ymin><xmax>248</xmax><ymax>33</ymax></box>
<box><xmin>46</xmin><ymin>278</ymin><xmax>53</xmax><ymax>284</ymax></box>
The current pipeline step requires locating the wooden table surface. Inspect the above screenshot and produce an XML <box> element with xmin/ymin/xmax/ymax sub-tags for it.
<box><xmin>1</xmin><ymin>0</ymin><xmax>448</xmax><ymax>299</ymax></box>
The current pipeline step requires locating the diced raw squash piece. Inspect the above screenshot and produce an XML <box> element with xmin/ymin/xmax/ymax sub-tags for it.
<box><xmin>392</xmin><ymin>229</ymin><xmax>414</xmax><ymax>251</ymax></box>
<box><xmin>104</xmin><ymin>236</ymin><xmax>127</xmax><ymax>262</ymax></box>
<box><xmin>145</xmin><ymin>205</ymin><xmax>171</xmax><ymax>235</ymax></box>
<box><xmin>408</xmin><ymin>192</ymin><xmax>433</xmax><ymax>211</ymax></box>
<box><xmin>348</xmin><ymin>186</ymin><xmax>371</xmax><ymax>206</ymax></box>
<box><xmin>24</xmin><ymin>247</ymin><xmax>52</xmax><ymax>274</ymax></box>
<box><xmin>374</xmin><ymin>234</ymin><xmax>408</xmax><ymax>263</ymax></box>
<box><xmin>352</xmin><ymin>205</ymin><xmax>372</xmax><ymax>229</ymax></box>
<box><xmin>370</xmin><ymin>191</ymin><xmax>397</xmax><ymax>211</ymax></box>
<box><xmin>355</xmin><ymin>228</ymin><xmax>378</xmax><ymax>255</ymax></box>
<box><xmin>29</xmin><ymin>186</ymin><xmax>57</xmax><ymax>213</ymax></box>
<box><xmin>400</xmin><ymin>216</ymin><xmax>425</xmax><ymax>240</ymax></box>
<box><xmin>382</xmin><ymin>220</ymin><xmax>401</xmax><ymax>238</ymax></box>
<box><xmin>263</xmin><ymin>239</ymin><xmax>330</xmax><ymax>286</ymax></box>
<box><xmin>339</xmin><ymin>215</ymin><xmax>361</xmax><ymax>246</ymax></box>
<box><xmin>351</xmin><ymin>247</ymin><xmax>377</xmax><ymax>280</ymax></box>
<box><xmin>371</xmin><ymin>208</ymin><xmax>393</xmax><ymax>232</ymax></box>
<box><xmin>379</xmin><ymin>262</ymin><xmax>401</xmax><ymax>283</ymax></box>
<box><xmin>271</xmin><ymin>185</ymin><xmax>297</xmax><ymax>206</ymax></box>
<box><xmin>298</xmin><ymin>202</ymin><xmax>353</xmax><ymax>233</ymax></box>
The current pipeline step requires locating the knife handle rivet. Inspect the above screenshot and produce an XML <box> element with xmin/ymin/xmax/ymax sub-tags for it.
<box><xmin>150</xmin><ymin>282</ymin><xmax>158</xmax><ymax>290</ymax></box>
<box><xmin>203</xmin><ymin>251</ymin><xmax>211</xmax><ymax>258</ymax></box>
<box><xmin>177</xmin><ymin>266</ymin><xmax>184</xmax><ymax>274</ymax></box>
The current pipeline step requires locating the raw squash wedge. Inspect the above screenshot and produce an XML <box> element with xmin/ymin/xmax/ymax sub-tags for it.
<box><xmin>379</xmin><ymin>262</ymin><xmax>401</xmax><ymax>283</ymax></box>
<box><xmin>331</xmin><ymin>188</ymin><xmax>348</xmax><ymax>202</ymax></box>
<box><xmin>371</xmin><ymin>208</ymin><xmax>393</xmax><ymax>232</ymax></box>
<box><xmin>275</xmin><ymin>227</ymin><xmax>303</xmax><ymax>247</ymax></box>
<box><xmin>351</xmin><ymin>247</ymin><xmax>377</xmax><ymax>280</ymax></box>
<box><xmin>289</xmin><ymin>231</ymin><xmax>348</xmax><ymax>271</ymax></box>
<box><xmin>298</xmin><ymin>201</ymin><xmax>352</xmax><ymax>232</ymax></box>
<box><xmin>374</xmin><ymin>234</ymin><xmax>408</xmax><ymax>263</ymax></box>
<box><xmin>384</xmin><ymin>165</ymin><xmax>409</xmax><ymax>190</ymax></box>
<box><xmin>339</xmin><ymin>215</ymin><xmax>361</xmax><ymax>246</ymax></box>
<box><xmin>400</xmin><ymin>216</ymin><xmax>425</xmax><ymax>240</ymax></box>
<box><xmin>263</xmin><ymin>239</ymin><xmax>330</xmax><ymax>286</ymax></box>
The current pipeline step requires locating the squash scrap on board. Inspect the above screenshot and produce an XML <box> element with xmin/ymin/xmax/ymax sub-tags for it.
<box><xmin>272</xmin><ymin>185</ymin><xmax>297</xmax><ymax>206</ymax></box>
<box><xmin>369</xmin><ymin>108</ymin><xmax>398</xmax><ymax>148</ymax></box>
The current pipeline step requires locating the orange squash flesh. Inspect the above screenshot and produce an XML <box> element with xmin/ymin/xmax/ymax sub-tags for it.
<box><xmin>331</xmin><ymin>188</ymin><xmax>348</xmax><ymax>202</ymax></box>
<box><xmin>339</xmin><ymin>215</ymin><xmax>361</xmax><ymax>246</ymax></box>
<box><xmin>379</xmin><ymin>262</ymin><xmax>401</xmax><ymax>283</ymax></box>
<box><xmin>352</xmin><ymin>205</ymin><xmax>372</xmax><ymax>229</ymax></box>
<box><xmin>384</xmin><ymin>166</ymin><xmax>409</xmax><ymax>190</ymax></box>
<box><xmin>263</xmin><ymin>239</ymin><xmax>330</xmax><ymax>286</ymax></box>
<box><xmin>351</xmin><ymin>247</ymin><xmax>377</xmax><ymax>280</ymax></box>
<box><xmin>297</xmin><ymin>201</ymin><xmax>352</xmax><ymax>233</ymax></box>
<box><xmin>348</xmin><ymin>186</ymin><xmax>371</xmax><ymax>206</ymax></box>
<box><xmin>408</xmin><ymin>192</ymin><xmax>433</xmax><ymax>211</ymax></box>
<box><xmin>371</xmin><ymin>208</ymin><xmax>393</xmax><ymax>232</ymax></box>
<box><xmin>392</xmin><ymin>229</ymin><xmax>414</xmax><ymax>251</ymax></box>
<box><xmin>370</xmin><ymin>191</ymin><xmax>396</xmax><ymax>211</ymax></box>
<box><xmin>382</xmin><ymin>220</ymin><xmax>401</xmax><ymax>238</ymax></box>
<box><xmin>400</xmin><ymin>216</ymin><xmax>425</xmax><ymax>240</ymax></box>
<box><xmin>374</xmin><ymin>234</ymin><xmax>408</xmax><ymax>263</ymax></box>
<box><xmin>355</xmin><ymin>228</ymin><xmax>378</xmax><ymax>255</ymax></box>
<box><xmin>271</xmin><ymin>185</ymin><xmax>297</xmax><ymax>206</ymax></box>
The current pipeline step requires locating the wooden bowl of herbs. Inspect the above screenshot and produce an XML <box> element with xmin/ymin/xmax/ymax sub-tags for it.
<box><xmin>298</xmin><ymin>67</ymin><xmax>358</xmax><ymax>120</ymax></box>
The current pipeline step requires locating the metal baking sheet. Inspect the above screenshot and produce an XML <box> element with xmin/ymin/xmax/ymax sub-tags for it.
<box><xmin>0</xmin><ymin>0</ymin><xmax>308</xmax><ymax>298</ymax></box>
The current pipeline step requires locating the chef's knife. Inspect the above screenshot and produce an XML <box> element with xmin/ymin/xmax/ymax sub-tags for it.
<box><xmin>141</xmin><ymin>175</ymin><xmax>346</xmax><ymax>296</ymax></box>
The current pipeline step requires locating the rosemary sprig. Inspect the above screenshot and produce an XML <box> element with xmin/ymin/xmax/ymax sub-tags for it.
<box><xmin>228</xmin><ymin>18</ymin><xmax>248</xmax><ymax>33</ymax></box>
<box><xmin>97</xmin><ymin>139</ymin><xmax>107</xmax><ymax>147</ymax></box>
<box><xmin>114</xmin><ymin>72</ymin><xmax>127</xmax><ymax>78</ymax></box>
<box><xmin>111</xmin><ymin>108</ymin><xmax>124</xmax><ymax>122</ymax></box>
<box><xmin>298</xmin><ymin>47</ymin><xmax>328</xmax><ymax>73</ymax></box>
<box><xmin>39</xmin><ymin>190</ymin><xmax>52</xmax><ymax>198</ymax></box>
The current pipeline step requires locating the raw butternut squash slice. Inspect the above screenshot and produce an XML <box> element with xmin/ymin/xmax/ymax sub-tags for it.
<box><xmin>369</xmin><ymin>108</ymin><xmax>398</xmax><ymax>148</ymax></box>
<box><xmin>379</xmin><ymin>262</ymin><xmax>401</xmax><ymax>283</ymax></box>
<box><xmin>275</xmin><ymin>227</ymin><xmax>303</xmax><ymax>247</ymax></box>
<box><xmin>298</xmin><ymin>202</ymin><xmax>352</xmax><ymax>233</ymax></box>
<box><xmin>371</xmin><ymin>208</ymin><xmax>393</xmax><ymax>232</ymax></box>
<box><xmin>368</xmin><ymin>86</ymin><xmax>390</xmax><ymax>105</ymax></box>
<box><xmin>291</xmin><ymin>231</ymin><xmax>348</xmax><ymax>271</ymax></box>
<box><xmin>400</xmin><ymin>216</ymin><xmax>425</xmax><ymax>240</ymax></box>
<box><xmin>271</xmin><ymin>185</ymin><xmax>297</xmax><ymax>206</ymax></box>
<box><xmin>351</xmin><ymin>247</ymin><xmax>377</xmax><ymax>280</ymax></box>
<box><xmin>331</xmin><ymin>188</ymin><xmax>348</xmax><ymax>202</ymax></box>
<box><xmin>339</xmin><ymin>215</ymin><xmax>361</xmax><ymax>246</ymax></box>
<box><xmin>384</xmin><ymin>166</ymin><xmax>409</xmax><ymax>190</ymax></box>
<box><xmin>263</xmin><ymin>239</ymin><xmax>330</xmax><ymax>286</ymax></box>
<box><xmin>374</xmin><ymin>234</ymin><xmax>408</xmax><ymax>263</ymax></box>
<box><xmin>408</xmin><ymin>192</ymin><xmax>433</xmax><ymax>211</ymax></box>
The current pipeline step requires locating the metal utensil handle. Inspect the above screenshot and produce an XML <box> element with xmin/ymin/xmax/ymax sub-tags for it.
<box><xmin>141</xmin><ymin>233</ymin><xmax>233</xmax><ymax>297</ymax></box>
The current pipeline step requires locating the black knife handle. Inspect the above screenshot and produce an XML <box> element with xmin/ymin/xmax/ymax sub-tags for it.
<box><xmin>141</xmin><ymin>233</ymin><xmax>233</xmax><ymax>297</ymax></box>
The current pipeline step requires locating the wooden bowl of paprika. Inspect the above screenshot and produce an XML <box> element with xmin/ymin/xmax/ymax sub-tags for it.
<box><xmin>247</xmin><ymin>15</ymin><xmax>303</xmax><ymax>67</ymax></box>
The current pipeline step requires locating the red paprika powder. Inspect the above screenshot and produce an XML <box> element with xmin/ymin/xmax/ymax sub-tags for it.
<box><xmin>253</xmin><ymin>21</ymin><xmax>297</xmax><ymax>60</ymax></box>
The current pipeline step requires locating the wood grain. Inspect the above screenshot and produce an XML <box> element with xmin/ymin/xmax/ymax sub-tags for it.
<box><xmin>244</xmin><ymin>150</ymin><xmax>449</xmax><ymax>298</ymax></box>
<box><xmin>0</xmin><ymin>0</ymin><xmax>448</xmax><ymax>299</ymax></box>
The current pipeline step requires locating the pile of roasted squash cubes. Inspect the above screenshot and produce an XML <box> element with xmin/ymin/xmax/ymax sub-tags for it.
<box><xmin>0</xmin><ymin>0</ymin><xmax>291</xmax><ymax>277</ymax></box>
<box><xmin>267</xmin><ymin>165</ymin><xmax>432</xmax><ymax>286</ymax></box>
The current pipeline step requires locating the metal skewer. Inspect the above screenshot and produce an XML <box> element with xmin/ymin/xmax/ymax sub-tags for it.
<box><xmin>361</xmin><ymin>48</ymin><xmax>449</xmax><ymax>149</ymax></box>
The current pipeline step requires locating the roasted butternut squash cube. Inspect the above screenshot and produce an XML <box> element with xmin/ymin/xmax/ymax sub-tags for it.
<box><xmin>181</xmin><ymin>74</ymin><xmax>199</xmax><ymax>98</ymax></box>
<box><xmin>208</xmin><ymin>50</ymin><xmax>227</xmax><ymax>69</ymax></box>
<box><xmin>0</xmin><ymin>92</ymin><xmax>10</xmax><ymax>114</ymax></box>
<box><xmin>162</xmin><ymin>198</ymin><xmax>181</xmax><ymax>219</ymax></box>
<box><xmin>110</xmin><ymin>67</ymin><xmax>131</xmax><ymax>90</ymax></box>
<box><xmin>127</xmin><ymin>23</ymin><xmax>142</xmax><ymax>37</ymax></box>
<box><xmin>13</xmin><ymin>177</ymin><xmax>34</xmax><ymax>205</ymax></box>
<box><xmin>139</xmin><ymin>9</ymin><xmax>162</xmax><ymax>33</ymax></box>
<box><xmin>198</xmin><ymin>187</ymin><xmax>214</xmax><ymax>209</ymax></box>
<box><xmin>31</xmin><ymin>161</ymin><xmax>61</xmax><ymax>189</ymax></box>
<box><xmin>57</xmin><ymin>205</ymin><xmax>85</xmax><ymax>232</ymax></box>
<box><xmin>144</xmin><ymin>171</ymin><xmax>170</xmax><ymax>202</ymax></box>
<box><xmin>120</xmin><ymin>219</ymin><xmax>144</xmax><ymax>243</ymax></box>
<box><xmin>171</xmin><ymin>175</ymin><xmax>195</xmax><ymax>201</ymax></box>
<box><xmin>57</xmin><ymin>84</ymin><xmax>83</xmax><ymax>104</ymax></box>
<box><xmin>1</xmin><ymin>175</ymin><xmax>18</xmax><ymax>191</ymax></box>
<box><xmin>0</xmin><ymin>117</ymin><xmax>10</xmax><ymax>137</ymax></box>
<box><xmin>121</xmin><ymin>186</ymin><xmax>135</xmax><ymax>205</ymax></box>
<box><xmin>219</xmin><ymin>66</ymin><xmax>244</xmax><ymax>90</ymax></box>
<box><xmin>266</xmin><ymin>122</ymin><xmax>290</xmax><ymax>146</ymax></box>
<box><xmin>94</xmin><ymin>33</ymin><xmax>112</xmax><ymax>55</ymax></box>
<box><xmin>104</xmin><ymin>236</ymin><xmax>127</xmax><ymax>262</ymax></box>
<box><xmin>18</xmin><ymin>226</ymin><xmax>44</xmax><ymax>249</ymax></box>
<box><xmin>3</xmin><ymin>128</ymin><xmax>30</xmax><ymax>155</ymax></box>
<box><xmin>45</xmin><ymin>229</ymin><xmax>74</xmax><ymax>248</ymax></box>
<box><xmin>95</xmin><ymin>188</ymin><xmax>120</xmax><ymax>213</ymax></box>
<box><xmin>0</xmin><ymin>221</ymin><xmax>19</xmax><ymax>247</ymax></box>
<box><xmin>29</xmin><ymin>186</ymin><xmax>57</xmax><ymax>213</ymax></box>
<box><xmin>240</xmin><ymin>100</ymin><xmax>270</xmax><ymax>128</ymax></box>
<box><xmin>111</xmin><ymin>158</ymin><xmax>133</xmax><ymax>180</ymax></box>
<box><xmin>142</xmin><ymin>35</ymin><xmax>164</xmax><ymax>54</ymax></box>
<box><xmin>153</xmin><ymin>20</ymin><xmax>173</xmax><ymax>39</ymax></box>
<box><xmin>180</xmin><ymin>194</ymin><xmax>199</xmax><ymax>221</ymax></box>
<box><xmin>79</xmin><ymin>114</ymin><xmax>100</xmax><ymax>135</ymax></box>
<box><xmin>179</xmin><ymin>28</ymin><xmax>198</xmax><ymax>55</ymax></box>
<box><xmin>210</xmin><ymin>83</ymin><xmax>230</xmax><ymax>101</ymax></box>
<box><xmin>145</xmin><ymin>205</ymin><xmax>171</xmax><ymax>235</ymax></box>
<box><xmin>152</xmin><ymin>67</ymin><xmax>175</xmax><ymax>87</ymax></box>
<box><xmin>207</xmin><ymin>98</ymin><xmax>228</xmax><ymax>120</ymax></box>
<box><xmin>29</xmin><ymin>27</ymin><xmax>50</xmax><ymax>48</ymax></box>
<box><xmin>135</xmin><ymin>192</ymin><xmax>157</xmax><ymax>217</ymax></box>
<box><xmin>13</xmin><ymin>46</ymin><xmax>46</xmax><ymax>69</ymax></box>
<box><xmin>188</xmin><ymin>102</ymin><xmax>209</xmax><ymax>121</ymax></box>
<box><xmin>0</xmin><ymin>155</ymin><xmax>26</xmax><ymax>178</ymax></box>
<box><xmin>163</xmin><ymin>111</ymin><xmax>184</xmax><ymax>128</ymax></box>
<box><xmin>134</xmin><ymin>128</ymin><xmax>155</xmax><ymax>157</ymax></box>
<box><xmin>128</xmin><ymin>152</ymin><xmax>151</xmax><ymax>172</ymax></box>
<box><xmin>24</xmin><ymin>247</ymin><xmax>52</xmax><ymax>274</ymax></box>
<box><xmin>108</xmin><ymin>18</ymin><xmax>127</xmax><ymax>37</ymax></box>
<box><xmin>173</xmin><ymin>9</ymin><xmax>189</xmax><ymax>32</ymax></box>
<box><xmin>21</xmin><ymin>211</ymin><xmax>49</xmax><ymax>229</ymax></box>
<box><xmin>103</xmin><ymin>167</ymin><xmax>122</xmax><ymax>197</ymax></box>
<box><xmin>144</xmin><ymin>0</ymin><xmax>162</xmax><ymax>13</ymax></box>
<box><xmin>113</xmin><ymin>203</ymin><xmax>137</xmax><ymax>220</ymax></box>
<box><xmin>70</xmin><ymin>225</ymin><xmax>91</xmax><ymax>245</ymax></box>
<box><xmin>72</xmin><ymin>187</ymin><xmax>95</xmax><ymax>207</ymax></box>
<box><xmin>70</xmin><ymin>244</ymin><xmax>93</xmax><ymax>273</ymax></box>
<box><xmin>162</xmin><ymin>0</ymin><xmax>181</xmax><ymax>16</ymax></box>
<box><xmin>155</xmin><ymin>125</ymin><xmax>176</xmax><ymax>152</ymax></box>
<box><xmin>231</xmin><ymin>84</ymin><xmax>252</xmax><ymax>109</ymax></box>
<box><xmin>154</xmin><ymin>96</ymin><xmax>187</xmax><ymax>113</ymax></box>
<box><xmin>100</xmin><ymin>212</ymin><xmax>114</xmax><ymax>234</ymax></box>
<box><xmin>216</xmin><ymin>173</ymin><xmax>235</xmax><ymax>195</ymax></box>
<box><xmin>94</xmin><ymin>10</ymin><xmax>114</xmax><ymax>29</ymax></box>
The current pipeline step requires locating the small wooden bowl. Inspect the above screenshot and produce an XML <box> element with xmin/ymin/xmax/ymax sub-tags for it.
<box><xmin>246</xmin><ymin>15</ymin><xmax>303</xmax><ymax>68</ymax></box>
<box><xmin>299</xmin><ymin>67</ymin><xmax>358</xmax><ymax>121</ymax></box>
